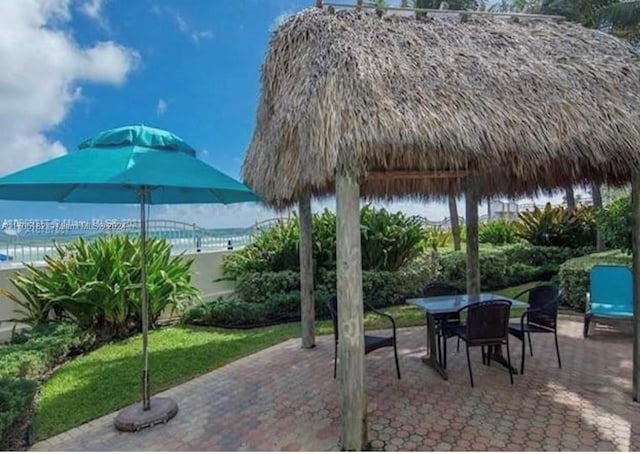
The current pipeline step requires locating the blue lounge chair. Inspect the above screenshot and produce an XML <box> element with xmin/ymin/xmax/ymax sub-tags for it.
<box><xmin>584</xmin><ymin>265</ymin><xmax>633</xmax><ymax>337</ymax></box>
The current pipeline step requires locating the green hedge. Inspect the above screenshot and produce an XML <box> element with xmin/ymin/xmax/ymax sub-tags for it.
<box><xmin>0</xmin><ymin>324</ymin><xmax>95</xmax><ymax>380</ymax></box>
<box><xmin>0</xmin><ymin>323</ymin><xmax>95</xmax><ymax>450</ymax></box>
<box><xmin>0</xmin><ymin>378</ymin><xmax>38</xmax><ymax>450</ymax></box>
<box><xmin>184</xmin><ymin>292</ymin><xmax>326</xmax><ymax>328</ymax></box>
<box><xmin>194</xmin><ymin>245</ymin><xmax>590</xmax><ymax>329</ymax></box>
<box><xmin>558</xmin><ymin>250</ymin><xmax>631</xmax><ymax>311</ymax></box>
<box><xmin>439</xmin><ymin>249</ymin><xmax>509</xmax><ymax>290</ymax></box>
<box><xmin>439</xmin><ymin>244</ymin><xmax>593</xmax><ymax>291</ymax></box>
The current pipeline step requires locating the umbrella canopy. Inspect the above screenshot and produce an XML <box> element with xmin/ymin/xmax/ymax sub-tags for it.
<box><xmin>0</xmin><ymin>125</ymin><xmax>258</xmax><ymax>204</ymax></box>
<box><xmin>243</xmin><ymin>8</ymin><xmax>640</xmax><ymax>207</ymax></box>
<box><xmin>0</xmin><ymin>124</ymin><xmax>260</xmax><ymax>430</ymax></box>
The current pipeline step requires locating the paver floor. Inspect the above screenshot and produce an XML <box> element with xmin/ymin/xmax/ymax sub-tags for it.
<box><xmin>32</xmin><ymin>316</ymin><xmax>640</xmax><ymax>451</ymax></box>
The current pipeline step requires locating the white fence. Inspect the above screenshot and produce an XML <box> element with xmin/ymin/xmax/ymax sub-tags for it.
<box><xmin>0</xmin><ymin>198</ymin><xmax>591</xmax><ymax>265</ymax></box>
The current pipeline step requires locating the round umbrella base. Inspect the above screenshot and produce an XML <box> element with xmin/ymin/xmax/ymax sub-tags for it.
<box><xmin>114</xmin><ymin>397</ymin><xmax>178</xmax><ymax>432</ymax></box>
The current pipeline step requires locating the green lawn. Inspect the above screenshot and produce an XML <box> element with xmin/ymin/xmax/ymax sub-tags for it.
<box><xmin>35</xmin><ymin>281</ymin><xmax>543</xmax><ymax>440</ymax></box>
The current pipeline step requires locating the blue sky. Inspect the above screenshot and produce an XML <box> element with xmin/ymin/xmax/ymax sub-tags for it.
<box><xmin>0</xmin><ymin>0</ymin><xmax>574</xmax><ymax>228</ymax></box>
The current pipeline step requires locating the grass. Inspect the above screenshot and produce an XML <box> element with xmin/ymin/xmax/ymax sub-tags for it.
<box><xmin>34</xmin><ymin>281</ymin><xmax>543</xmax><ymax>440</ymax></box>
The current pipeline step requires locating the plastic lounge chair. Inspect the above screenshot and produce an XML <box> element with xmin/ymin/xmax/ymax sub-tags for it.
<box><xmin>584</xmin><ymin>265</ymin><xmax>633</xmax><ymax>337</ymax></box>
<box><xmin>327</xmin><ymin>296</ymin><xmax>401</xmax><ymax>379</ymax></box>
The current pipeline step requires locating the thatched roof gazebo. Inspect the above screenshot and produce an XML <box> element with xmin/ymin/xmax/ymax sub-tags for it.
<box><xmin>243</xmin><ymin>2</ymin><xmax>640</xmax><ymax>450</ymax></box>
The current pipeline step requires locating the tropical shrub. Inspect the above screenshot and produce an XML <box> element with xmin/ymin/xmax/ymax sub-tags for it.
<box><xmin>0</xmin><ymin>323</ymin><xmax>95</xmax><ymax>450</ymax></box>
<box><xmin>478</xmin><ymin>219</ymin><xmax>517</xmax><ymax>245</ymax></box>
<box><xmin>1</xmin><ymin>236</ymin><xmax>199</xmax><ymax>339</ymax></box>
<box><xmin>222</xmin><ymin>206</ymin><xmax>426</xmax><ymax>278</ymax></box>
<box><xmin>558</xmin><ymin>250</ymin><xmax>631</xmax><ymax>311</ymax></box>
<box><xmin>422</xmin><ymin>226</ymin><xmax>452</xmax><ymax>251</ymax></box>
<box><xmin>189</xmin><ymin>251</ymin><xmax>442</xmax><ymax>328</ymax></box>
<box><xmin>360</xmin><ymin>206</ymin><xmax>425</xmax><ymax>270</ymax></box>
<box><xmin>235</xmin><ymin>271</ymin><xmax>300</xmax><ymax>305</ymax></box>
<box><xmin>514</xmin><ymin>203</ymin><xmax>596</xmax><ymax>248</ymax></box>
<box><xmin>0</xmin><ymin>323</ymin><xmax>95</xmax><ymax>380</ymax></box>
<box><xmin>183</xmin><ymin>293</ymin><xmax>308</xmax><ymax>328</ymax></box>
<box><xmin>0</xmin><ymin>378</ymin><xmax>38</xmax><ymax>450</ymax></box>
<box><xmin>501</xmin><ymin>243</ymin><xmax>594</xmax><ymax>283</ymax></box>
<box><xmin>596</xmin><ymin>196</ymin><xmax>632</xmax><ymax>253</ymax></box>
<box><xmin>439</xmin><ymin>249</ymin><xmax>509</xmax><ymax>290</ymax></box>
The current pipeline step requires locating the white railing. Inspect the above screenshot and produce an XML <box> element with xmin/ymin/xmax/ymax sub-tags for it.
<box><xmin>0</xmin><ymin>218</ymin><xmax>274</xmax><ymax>265</ymax></box>
<box><xmin>0</xmin><ymin>198</ymin><xmax>592</xmax><ymax>265</ymax></box>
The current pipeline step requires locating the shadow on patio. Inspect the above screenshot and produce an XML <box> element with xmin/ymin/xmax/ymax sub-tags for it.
<box><xmin>32</xmin><ymin>315</ymin><xmax>640</xmax><ymax>451</ymax></box>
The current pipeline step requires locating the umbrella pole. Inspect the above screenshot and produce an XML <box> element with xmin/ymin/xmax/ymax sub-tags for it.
<box><xmin>114</xmin><ymin>187</ymin><xmax>178</xmax><ymax>432</ymax></box>
<box><xmin>140</xmin><ymin>189</ymin><xmax>150</xmax><ymax>411</ymax></box>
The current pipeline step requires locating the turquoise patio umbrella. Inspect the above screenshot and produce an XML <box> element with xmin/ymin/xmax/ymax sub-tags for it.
<box><xmin>0</xmin><ymin>125</ymin><xmax>261</xmax><ymax>429</ymax></box>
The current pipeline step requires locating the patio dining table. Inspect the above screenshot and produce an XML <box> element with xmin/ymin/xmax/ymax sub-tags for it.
<box><xmin>406</xmin><ymin>293</ymin><xmax>528</xmax><ymax>380</ymax></box>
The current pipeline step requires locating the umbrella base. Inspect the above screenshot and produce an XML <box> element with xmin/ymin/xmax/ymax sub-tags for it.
<box><xmin>114</xmin><ymin>397</ymin><xmax>178</xmax><ymax>432</ymax></box>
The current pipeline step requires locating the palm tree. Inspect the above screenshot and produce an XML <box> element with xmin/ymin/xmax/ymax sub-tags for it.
<box><xmin>448</xmin><ymin>194</ymin><xmax>462</xmax><ymax>251</ymax></box>
<box><xmin>591</xmin><ymin>183</ymin><xmax>606</xmax><ymax>251</ymax></box>
<box><xmin>597</xmin><ymin>1</ymin><xmax>640</xmax><ymax>41</ymax></box>
<box><xmin>564</xmin><ymin>185</ymin><xmax>577</xmax><ymax>212</ymax></box>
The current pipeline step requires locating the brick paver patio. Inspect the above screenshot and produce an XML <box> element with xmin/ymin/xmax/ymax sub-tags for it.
<box><xmin>32</xmin><ymin>315</ymin><xmax>640</xmax><ymax>451</ymax></box>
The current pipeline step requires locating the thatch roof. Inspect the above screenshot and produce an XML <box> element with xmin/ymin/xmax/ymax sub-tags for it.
<box><xmin>243</xmin><ymin>7</ymin><xmax>640</xmax><ymax>208</ymax></box>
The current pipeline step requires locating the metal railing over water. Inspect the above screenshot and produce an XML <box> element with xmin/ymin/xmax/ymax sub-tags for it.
<box><xmin>0</xmin><ymin>218</ymin><xmax>284</xmax><ymax>265</ymax></box>
<box><xmin>0</xmin><ymin>198</ymin><xmax>591</xmax><ymax>265</ymax></box>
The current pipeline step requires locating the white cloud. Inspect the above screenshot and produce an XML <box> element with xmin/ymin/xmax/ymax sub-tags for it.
<box><xmin>79</xmin><ymin>0</ymin><xmax>108</xmax><ymax>29</ymax></box>
<box><xmin>156</xmin><ymin>98</ymin><xmax>168</xmax><ymax>116</ymax></box>
<box><xmin>153</xmin><ymin>5</ymin><xmax>213</xmax><ymax>43</ymax></box>
<box><xmin>0</xmin><ymin>0</ymin><xmax>137</xmax><ymax>175</ymax></box>
<box><xmin>80</xmin><ymin>0</ymin><xmax>103</xmax><ymax>19</ymax></box>
<box><xmin>191</xmin><ymin>30</ymin><xmax>213</xmax><ymax>43</ymax></box>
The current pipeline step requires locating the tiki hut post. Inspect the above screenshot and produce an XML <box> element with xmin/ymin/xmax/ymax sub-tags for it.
<box><xmin>465</xmin><ymin>177</ymin><xmax>480</xmax><ymax>296</ymax></box>
<box><xmin>335</xmin><ymin>171</ymin><xmax>367</xmax><ymax>450</ymax></box>
<box><xmin>299</xmin><ymin>190</ymin><xmax>315</xmax><ymax>348</ymax></box>
<box><xmin>633</xmin><ymin>171</ymin><xmax>640</xmax><ymax>401</ymax></box>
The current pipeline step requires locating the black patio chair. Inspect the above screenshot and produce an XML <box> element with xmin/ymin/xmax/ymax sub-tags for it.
<box><xmin>327</xmin><ymin>296</ymin><xmax>401</xmax><ymax>380</ymax></box>
<box><xmin>422</xmin><ymin>282</ymin><xmax>464</xmax><ymax>369</ymax></box>
<box><xmin>508</xmin><ymin>284</ymin><xmax>562</xmax><ymax>374</ymax></box>
<box><xmin>452</xmin><ymin>300</ymin><xmax>514</xmax><ymax>387</ymax></box>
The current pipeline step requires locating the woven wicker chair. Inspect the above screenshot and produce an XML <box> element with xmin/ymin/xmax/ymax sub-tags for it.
<box><xmin>508</xmin><ymin>284</ymin><xmax>562</xmax><ymax>374</ymax></box>
<box><xmin>452</xmin><ymin>299</ymin><xmax>514</xmax><ymax>387</ymax></box>
<box><xmin>327</xmin><ymin>296</ymin><xmax>401</xmax><ymax>379</ymax></box>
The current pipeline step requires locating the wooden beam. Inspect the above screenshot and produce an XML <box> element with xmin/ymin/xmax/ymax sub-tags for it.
<box><xmin>367</xmin><ymin>170</ymin><xmax>468</xmax><ymax>180</ymax></box>
<box><xmin>299</xmin><ymin>191</ymin><xmax>315</xmax><ymax>349</ymax></box>
<box><xmin>632</xmin><ymin>170</ymin><xmax>640</xmax><ymax>401</ymax></box>
<box><xmin>336</xmin><ymin>171</ymin><xmax>367</xmax><ymax>450</ymax></box>
<box><xmin>465</xmin><ymin>177</ymin><xmax>480</xmax><ymax>296</ymax></box>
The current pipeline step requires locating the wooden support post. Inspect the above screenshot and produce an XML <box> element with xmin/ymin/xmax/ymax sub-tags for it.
<box><xmin>336</xmin><ymin>172</ymin><xmax>367</xmax><ymax>450</ymax></box>
<box><xmin>448</xmin><ymin>194</ymin><xmax>461</xmax><ymax>251</ymax></box>
<box><xmin>632</xmin><ymin>171</ymin><xmax>640</xmax><ymax>401</ymax></box>
<box><xmin>299</xmin><ymin>191</ymin><xmax>315</xmax><ymax>349</ymax></box>
<box><xmin>465</xmin><ymin>178</ymin><xmax>480</xmax><ymax>296</ymax></box>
